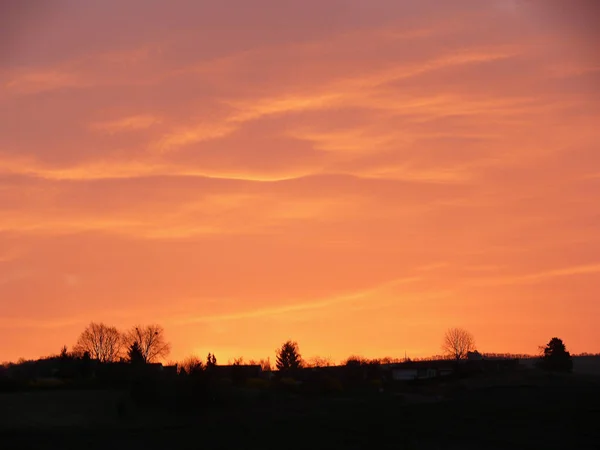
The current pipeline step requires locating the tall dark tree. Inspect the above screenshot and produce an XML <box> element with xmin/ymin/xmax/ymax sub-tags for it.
<box><xmin>276</xmin><ymin>340</ymin><xmax>303</xmax><ymax>371</ymax></box>
<box><xmin>128</xmin><ymin>341</ymin><xmax>145</xmax><ymax>365</ymax></box>
<box><xmin>540</xmin><ymin>337</ymin><xmax>573</xmax><ymax>373</ymax></box>
<box><xmin>59</xmin><ymin>345</ymin><xmax>69</xmax><ymax>359</ymax></box>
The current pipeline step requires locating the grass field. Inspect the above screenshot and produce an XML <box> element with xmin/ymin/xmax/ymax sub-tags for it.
<box><xmin>1</xmin><ymin>371</ymin><xmax>599</xmax><ymax>449</ymax></box>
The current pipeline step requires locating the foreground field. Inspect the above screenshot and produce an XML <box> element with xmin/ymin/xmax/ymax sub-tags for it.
<box><xmin>1</xmin><ymin>372</ymin><xmax>599</xmax><ymax>449</ymax></box>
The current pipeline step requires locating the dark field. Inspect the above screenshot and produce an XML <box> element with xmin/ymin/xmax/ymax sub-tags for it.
<box><xmin>2</xmin><ymin>373</ymin><xmax>599</xmax><ymax>449</ymax></box>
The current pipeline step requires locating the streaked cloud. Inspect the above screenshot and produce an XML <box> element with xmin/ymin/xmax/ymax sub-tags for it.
<box><xmin>168</xmin><ymin>276</ymin><xmax>422</xmax><ymax>325</ymax></box>
<box><xmin>152</xmin><ymin>122</ymin><xmax>237</xmax><ymax>153</ymax></box>
<box><xmin>469</xmin><ymin>264</ymin><xmax>600</xmax><ymax>287</ymax></box>
<box><xmin>0</xmin><ymin>155</ymin><xmax>313</xmax><ymax>182</ymax></box>
<box><xmin>4</xmin><ymin>68</ymin><xmax>85</xmax><ymax>94</ymax></box>
<box><xmin>90</xmin><ymin>114</ymin><xmax>162</xmax><ymax>133</ymax></box>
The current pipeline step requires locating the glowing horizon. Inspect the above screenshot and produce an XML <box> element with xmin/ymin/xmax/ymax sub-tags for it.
<box><xmin>1</xmin><ymin>0</ymin><xmax>600</xmax><ymax>365</ymax></box>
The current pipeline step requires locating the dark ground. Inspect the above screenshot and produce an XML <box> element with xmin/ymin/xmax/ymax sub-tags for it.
<box><xmin>2</xmin><ymin>372</ymin><xmax>599</xmax><ymax>449</ymax></box>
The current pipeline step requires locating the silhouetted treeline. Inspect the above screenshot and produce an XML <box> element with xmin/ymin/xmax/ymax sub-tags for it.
<box><xmin>1</xmin><ymin>325</ymin><xmax>590</xmax><ymax>417</ymax></box>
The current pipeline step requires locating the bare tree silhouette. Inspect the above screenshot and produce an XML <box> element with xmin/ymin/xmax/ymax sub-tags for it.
<box><xmin>124</xmin><ymin>324</ymin><xmax>170</xmax><ymax>363</ymax></box>
<box><xmin>73</xmin><ymin>322</ymin><xmax>122</xmax><ymax>363</ymax></box>
<box><xmin>276</xmin><ymin>340</ymin><xmax>303</xmax><ymax>371</ymax></box>
<box><xmin>259</xmin><ymin>357</ymin><xmax>272</xmax><ymax>372</ymax></box>
<box><xmin>178</xmin><ymin>356</ymin><xmax>203</xmax><ymax>375</ymax></box>
<box><xmin>306</xmin><ymin>356</ymin><xmax>334</xmax><ymax>368</ymax></box>
<box><xmin>442</xmin><ymin>327</ymin><xmax>475</xmax><ymax>360</ymax></box>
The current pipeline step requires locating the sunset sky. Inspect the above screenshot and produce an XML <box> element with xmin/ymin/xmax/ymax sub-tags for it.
<box><xmin>1</xmin><ymin>0</ymin><xmax>599</xmax><ymax>364</ymax></box>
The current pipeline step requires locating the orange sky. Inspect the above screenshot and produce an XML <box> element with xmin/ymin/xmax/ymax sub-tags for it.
<box><xmin>1</xmin><ymin>0</ymin><xmax>599</xmax><ymax>364</ymax></box>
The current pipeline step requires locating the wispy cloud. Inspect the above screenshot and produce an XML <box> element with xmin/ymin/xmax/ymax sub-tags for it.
<box><xmin>416</xmin><ymin>262</ymin><xmax>450</xmax><ymax>272</ymax></box>
<box><xmin>357</xmin><ymin>163</ymin><xmax>473</xmax><ymax>184</ymax></box>
<box><xmin>0</xmin><ymin>155</ymin><xmax>312</xmax><ymax>182</ymax></box>
<box><xmin>468</xmin><ymin>263</ymin><xmax>600</xmax><ymax>286</ymax></box>
<box><xmin>4</xmin><ymin>69</ymin><xmax>86</xmax><ymax>94</ymax></box>
<box><xmin>151</xmin><ymin>122</ymin><xmax>237</xmax><ymax>153</ymax></box>
<box><xmin>286</xmin><ymin>127</ymin><xmax>403</xmax><ymax>155</ymax></box>
<box><xmin>142</xmin><ymin>46</ymin><xmax>524</xmax><ymax>157</ymax></box>
<box><xmin>90</xmin><ymin>114</ymin><xmax>162</xmax><ymax>133</ymax></box>
<box><xmin>0</xmin><ymin>187</ymin><xmax>371</xmax><ymax>239</ymax></box>
<box><xmin>217</xmin><ymin>47</ymin><xmax>521</xmax><ymax>125</ymax></box>
<box><xmin>0</xmin><ymin>316</ymin><xmax>85</xmax><ymax>330</ymax></box>
<box><xmin>167</xmin><ymin>276</ymin><xmax>422</xmax><ymax>325</ymax></box>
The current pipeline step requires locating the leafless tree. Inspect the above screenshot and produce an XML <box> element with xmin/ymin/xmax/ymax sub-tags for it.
<box><xmin>259</xmin><ymin>357</ymin><xmax>272</xmax><ymax>372</ymax></box>
<box><xmin>73</xmin><ymin>322</ymin><xmax>123</xmax><ymax>363</ymax></box>
<box><xmin>244</xmin><ymin>358</ymin><xmax>271</xmax><ymax>370</ymax></box>
<box><xmin>124</xmin><ymin>324</ymin><xmax>171</xmax><ymax>363</ymax></box>
<box><xmin>178</xmin><ymin>355</ymin><xmax>203</xmax><ymax>375</ymax></box>
<box><xmin>442</xmin><ymin>327</ymin><xmax>475</xmax><ymax>360</ymax></box>
<box><xmin>380</xmin><ymin>356</ymin><xmax>403</xmax><ymax>364</ymax></box>
<box><xmin>306</xmin><ymin>356</ymin><xmax>335</xmax><ymax>368</ymax></box>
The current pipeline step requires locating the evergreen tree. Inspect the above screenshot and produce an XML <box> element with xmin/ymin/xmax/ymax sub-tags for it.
<box><xmin>276</xmin><ymin>340</ymin><xmax>303</xmax><ymax>371</ymax></box>
<box><xmin>59</xmin><ymin>345</ymin><xmax>69</xmax><ymax>359</ymax></box>
<box><xmin>128</xmin><ymin>341</ymin><xmax>145</xmax><ymax>365</ymax></box>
